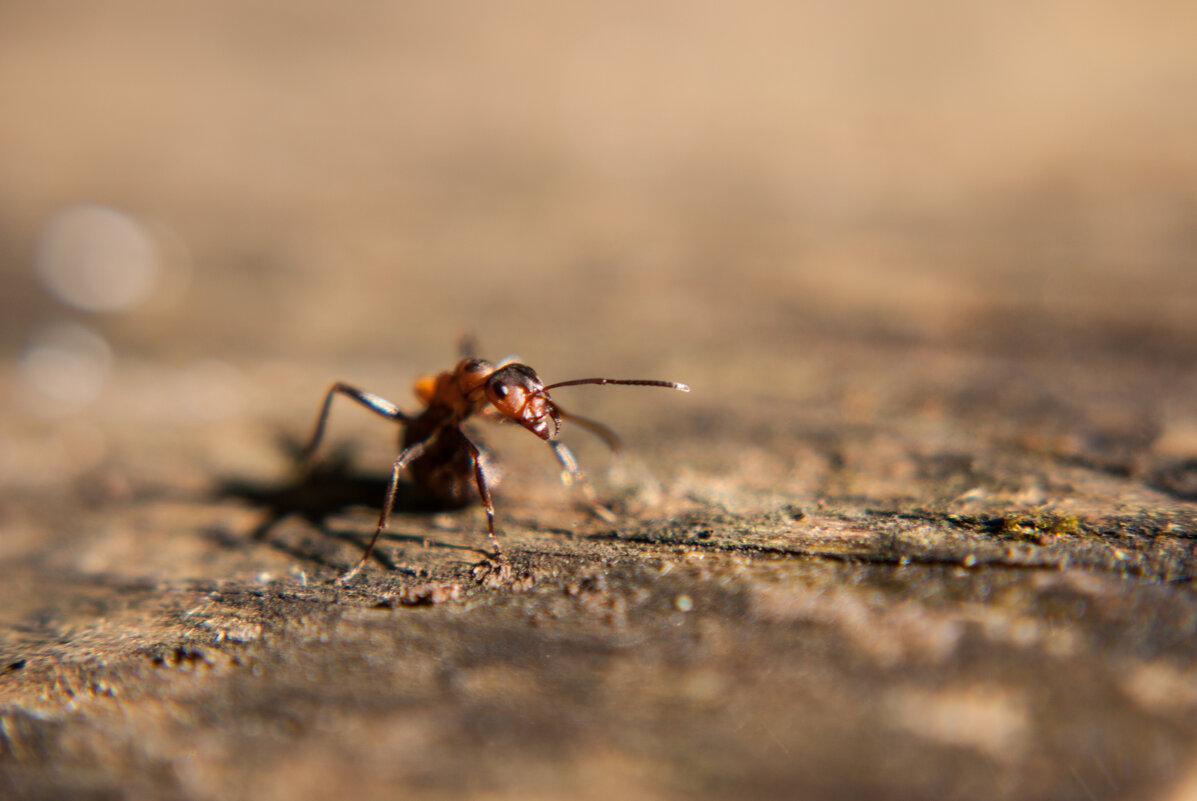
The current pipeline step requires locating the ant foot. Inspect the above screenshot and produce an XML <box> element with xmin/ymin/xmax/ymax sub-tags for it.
<box><xmin>472</xmin><ymin>557</ymin><xmax>512</xmax><ymax>587</ymax></box>
<box><xmin>334</xmin><ymin>563</ymin><xmax>365</xmax><ymax>586</ymax></box>
<box><xmin>591</xmin><ymin>503</ymin><xmax>618</xmax><ymax>524</ymax></box>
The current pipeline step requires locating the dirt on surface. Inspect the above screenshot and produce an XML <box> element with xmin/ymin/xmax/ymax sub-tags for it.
<box><xmin>2</xmin><ymin>3</ymin><xmax>1197</xmax><ymax>800</ymax></box>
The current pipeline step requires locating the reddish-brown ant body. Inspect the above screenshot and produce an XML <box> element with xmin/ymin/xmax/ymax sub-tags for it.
<box><xmin>301</xmin><ymin>350</ymin><xmax>689</xmax><ymax>581</ymax></box>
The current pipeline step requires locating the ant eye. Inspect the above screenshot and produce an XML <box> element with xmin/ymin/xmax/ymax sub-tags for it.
<box><xmin>491</xmin><ymin>382</ymin><xmax>508</xmax><ymax>398</ymax></box>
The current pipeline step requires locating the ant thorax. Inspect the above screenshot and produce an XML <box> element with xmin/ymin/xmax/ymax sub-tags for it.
<box><xmin>415</xmin><ymin>359</ymin><xmax>496</xmax><ymax>416</ymax></box>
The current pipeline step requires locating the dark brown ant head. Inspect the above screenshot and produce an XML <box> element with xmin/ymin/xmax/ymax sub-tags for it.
<box><xmin>485</xmin><ymin>363</ymin><xmax>560</xmax><ymax>440</ymax></box>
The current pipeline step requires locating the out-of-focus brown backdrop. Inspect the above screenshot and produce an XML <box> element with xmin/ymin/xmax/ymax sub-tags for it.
<box><xmin>1</xmin><ymin>3</ymin><xmax>1196</xmax><ymax>800</ymax></box>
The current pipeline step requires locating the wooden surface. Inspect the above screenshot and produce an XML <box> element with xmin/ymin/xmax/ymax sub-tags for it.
<box><xmin>2</xmin><ymin>4</ymin><xmax>1196</xmax><ymax>799</ymax></box>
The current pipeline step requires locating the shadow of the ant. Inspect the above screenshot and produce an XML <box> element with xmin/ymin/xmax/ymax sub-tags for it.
<box><xmin>212</xmin><ymin>438</ymin><xmax>486</xmax><ymax>574</ymax></box>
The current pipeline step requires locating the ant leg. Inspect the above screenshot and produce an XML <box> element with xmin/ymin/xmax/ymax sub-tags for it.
<box><xmin>458</xmin><ymin>334</ymin><xmax>480</xmax><ymax>359</ymax></box>
<box><xmin>460</xmin><ymin>433</ymin><xmax>502</xmax><ymax>558</ymax></box>
<box><xmin>300</xmin><ymin>382</ymin><xmax>409</xmax><ymax>466</ymax></box>
<box><xmin>552</xmin><ymin>406</ymin><xmax>623</xmax><ymax>452</ymax></box>
<box><xmin>548</xmin><ymin>441</ymin><xmax>617</xmax><ymax>523</ymax></box>
<box><xmin>336</xmin><ymin>437</ymin><xmax>431</xmax><ymax>585</ymax></box>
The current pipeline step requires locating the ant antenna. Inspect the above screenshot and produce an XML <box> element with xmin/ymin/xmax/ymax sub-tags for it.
<box><xmin>541</xmin><ymin>378</ymin><xmax>691</xmax><ymax>392</ymax></box>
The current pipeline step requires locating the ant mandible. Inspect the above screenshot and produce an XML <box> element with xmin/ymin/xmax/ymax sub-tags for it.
<box><xmin>300</xmin><ymin>348</ymin><xmax>689</xmax><ymax>582</ymax></box>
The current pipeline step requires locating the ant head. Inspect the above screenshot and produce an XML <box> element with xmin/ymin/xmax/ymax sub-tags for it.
<box><xmin>484</xmin><ymin>363</ymin><xmax>559</xmax><ymax>440</ymax></box>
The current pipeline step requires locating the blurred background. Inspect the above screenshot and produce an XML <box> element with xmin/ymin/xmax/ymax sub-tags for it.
<box><xmin>1</xmin><ymin>0</ymin><xmax>1195</xmax><ymax>499</ymax></box>
<box><xmin>3</xmin><ymin>5</ymin><xmax>1197</xmax><ymax>799</ymax></box>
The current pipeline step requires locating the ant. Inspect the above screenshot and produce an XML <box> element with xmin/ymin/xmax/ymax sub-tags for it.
<box><xmin>300</xmin><ymin>347</ymin><xmax>689</xmax><ymax>582</ymax></box>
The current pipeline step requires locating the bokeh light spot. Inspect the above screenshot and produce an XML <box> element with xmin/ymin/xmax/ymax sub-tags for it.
<box><xmin>18</xmin><ymin>321</ymin><xmax>114</xmax><ymax>414</ymax></box>
<box><xmin>35</xmin><ymin>203</ymin><xmax>160</xmax><ymax>313</ymax></box>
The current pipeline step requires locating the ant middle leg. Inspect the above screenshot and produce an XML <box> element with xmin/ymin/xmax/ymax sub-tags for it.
<box><xmin>301</xmin><ymin>382</ymin><xmax>410</xmax><ymax>467</ymax></box>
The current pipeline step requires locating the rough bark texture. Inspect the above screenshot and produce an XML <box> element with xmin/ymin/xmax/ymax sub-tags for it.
<box><xmin>2</xmin><ymin>4</ymin><xmax>1196</xmax><ymax>800</ymax></box>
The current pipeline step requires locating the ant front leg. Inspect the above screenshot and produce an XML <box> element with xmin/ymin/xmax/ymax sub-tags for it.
<box><xmin>460</xmin><ymin>432</ymin><xmax>502</xmax><ymax>558</ymax></box>
<box><xmin>548</xmin><ymin>440</ymin><xmax>617</xmax><ymax>523</ymax></box>
<box><xmin>300</xmin><ymin>382</ymin><xmax>410</xmax><ymax>467</ymax></box>
<box><xmin>336</xmin><ymin>436</ymin><xmax>431</xmax><ymax>585</ymax></box>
